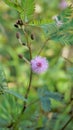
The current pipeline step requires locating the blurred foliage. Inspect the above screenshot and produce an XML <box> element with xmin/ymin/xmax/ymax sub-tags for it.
<box><xmin>0</xmin><ymin>0</ymin><xmax>73</xmax><ymax>130</ymax></box>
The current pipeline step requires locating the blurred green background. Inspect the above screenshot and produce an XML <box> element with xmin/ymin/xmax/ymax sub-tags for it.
<box><xmin>0</xmin><ymin>0</ymin><xmax>73</xmax><ymax>130</ymax></box>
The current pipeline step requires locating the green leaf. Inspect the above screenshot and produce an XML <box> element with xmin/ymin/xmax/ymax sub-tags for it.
<box><xmin>30</xmin><ymin>5</ymin><xmax>73</xmax><ymax>45</ymax></box>
<box><xmin>3</xmin><ymin>0</ymin><xmax>35</xmax><ymax>20</ymax></box>
<box><xmin>0</xmin><ymin>64</ymin><xmax>7</xmax><ymax>94</ymax></box>
<box><xmin>38</xmin><ymin>87</ymin><xmax>62</xmax><ymax>112</ymax></box>
<box><xmin>59</xmin><ymin>5</ymin><xmax>73</xmax><ymax>22</ymax></box>
<box><xmin>38</xmin><ymin>87</ymin><xmax>51</xmax><ymax>112</ymax></box>
<box><xmin>21</xmin><ymin>0</ymin><xmax>26</xmax><ymax>8</ymax></box>
<box><xmin>0</xmin><ymin>118</ymin><xmax>8</xmax><ymax>128</ymax></box>
<box><xmin>3</xmin><ymin>0</ymin><xmax>22</xmax><ymax>12</ymax></box>
<box><xmin>46</xmin><ymin>91</ymin><xmax>62</xmax><ymax>101</ymax></box>
<box><xmin>5</xmin><ymin>89</ymin><xmax>27</xmax><ymax>102</ymax></box>
<box><xmin>40</xmin><ymin>97</ymin><xmax>51</xmax><ymax>112</ymax></box>
<box><xmin>20</xmin><ymin>0</ymin><xmax>35</xmax><ymax>20</ymax></box>
<box><xmin>38</xmin><ymin>87</ymin><xmax>62</xmax><ymax>101</ymax></box>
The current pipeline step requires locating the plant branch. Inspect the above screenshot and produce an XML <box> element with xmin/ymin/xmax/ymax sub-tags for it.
<box><xmin>21</xmin><ymin>30</ymin><xmax>33</xmax><ymax>113</ymax></box>
<box><xmin>63</xmin><ymin>57</ymin><xmax>73</xmax><ymax>64</ymax></box>
<box><xmin>21</xmin><ymin>69</ymin><xmax>32</xmax><ymax>113</ymax></box>
<box><xmin>37</xmin><ymin>38</ymin><xmax>50</xmax><ymax>55</ymax></box>
<box><xmin>61</xmin><ymin>115</ymin><xmax>73</xmax><ymax>130</ymax></box>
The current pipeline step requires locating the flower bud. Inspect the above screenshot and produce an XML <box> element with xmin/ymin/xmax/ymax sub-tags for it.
<box><xmin>16</xmin><ymin>19</ymin><xmax>23</xmax><ymax>26</ymax></box>
<box><xmin>30</xmin><ymin>33</ymin><xmax>35</xmax><ymax>40</ymax></box>
<box><xmin>22</xmin><ymin>43</ymin><xmax>26</xmax><ymax>46</ymax></box>
<box><xmin>18</xmin><ymin>54</ymin><xmax>23</xmax><ymax>59</ymax></box>
<box><xmin>14</xmin><ymin>24</ymin><xmax>18</xmax><ymax>28</ymax></box>
<box><xmin>16</xmin><ymin>32</ymin><xmax>20</xmax><ymax>39</ymax></box>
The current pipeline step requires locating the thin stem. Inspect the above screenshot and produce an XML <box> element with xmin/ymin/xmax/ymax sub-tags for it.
<box><xmin>18</xmin><ymin>38</ymin><xmax>22</xmax><ymax>45</ymax></box>
<box><xmin>63</xmin><ymin>57</ymin><xmax>73</xmax><ymax>64</ymax></box>
<box><xmin>22</xmin><ymin>56</ymin><xmax>30</xmax><ymax>64</ymax></box>
<box><xmin>61</xmin><ymin>116</ymin><xmax>73</xmax><ymax>130</ymax></box>
<box><xmin>21</xmin><ymin>69</ymin><xmax>32</xmax><ymax>113</ymax></box>
<box><xmin>21</xmin><ymin>30</ymin><xmax>33</xmax><ymax>113</ymax></box>
<box><xmin>27</xmin><ymin>98</ymin><xmax>40</xmax><ymax>107</ymax></box>
<box><xmin>37</xmin><ymin>38</ymin><xmax>50</xmax><ymax>55</ymax></box>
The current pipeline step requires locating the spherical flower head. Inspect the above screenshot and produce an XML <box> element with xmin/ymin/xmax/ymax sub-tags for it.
<box><xmin>30</xmin><ymin>56</ymin><xmax>48</xmax><ymax>74</ymax></box>
<box><xmin>59</xmin><ymin>0</ymin><xmax>68</xmax><ymax>10</ymax></box>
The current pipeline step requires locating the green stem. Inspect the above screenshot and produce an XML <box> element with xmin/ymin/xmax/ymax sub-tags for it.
<box><xmin>63</xmin><ymin>57</ymin><xmax>73</xmax><ymax>64</ymax></box>
<box><xmin>21</xmin><ymin>69</ymin><xmax>32</xmax><ymax>113</ymax></box>
<box><xmin>38</xmin><ymin>38</ymin><xmax>49</xmax><ymax>55</ymax></box>
<box><xmin>21</xmin><ymin>30</ymin><xmax>32</xmax><ymax>112</ymax></box>
<box><xmin>61</xmin><ymin>116</ymin><xmax>73</xmax><ymax>130</ymax></box>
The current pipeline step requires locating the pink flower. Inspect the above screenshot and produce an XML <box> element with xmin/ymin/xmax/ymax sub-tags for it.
<box><xmin>59</xmin><ymin>0</ymin><xmax>68</xmax><ymax>10</ymax></box>
<box><xmin>30</xmin><ymin>56</ymin><xmax>48</xmax><ymax>74</ymax></box>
